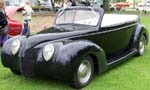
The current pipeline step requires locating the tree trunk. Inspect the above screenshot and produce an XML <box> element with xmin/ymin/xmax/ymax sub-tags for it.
<box><xmin>51</xmin><ymin>0</ymin><xmax>55</xmax><ymax>9</ymax></box>
<box><xmin>103</xmin><ymin>0</ymin><xmax>110</xmax><ymax>12</ymax></box>
<box><xmin>133</xmin><ymin>0</ymin><xmax>135</xmax><ymax>8</ymax></box>
<box><xmin>70</xmin><ymin>0</ymin><xmax>76</xmax><ymax>6</ymax></box>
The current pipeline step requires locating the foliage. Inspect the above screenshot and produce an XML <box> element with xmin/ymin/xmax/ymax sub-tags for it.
<box><xmin>113</xmin><ymin>0</ymin><xmax>126</xmax><ymax>2</ymax></box>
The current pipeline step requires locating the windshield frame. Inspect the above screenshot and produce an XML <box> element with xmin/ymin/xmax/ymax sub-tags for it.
<box><xmin>53</xmin><ymin>6</ymin><xmax>104</xmax><ymax>31</ymax></box>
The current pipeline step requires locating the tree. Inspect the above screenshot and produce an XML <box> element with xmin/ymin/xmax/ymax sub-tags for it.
<box><xmin>51</xmin><ymin>0</ymin><xmax>55</xmax><ymax>9</ymax></box>
<box><xmin>115</xmin><ymin>0</ymin><xmax>126</xmax><ymax>2</ymax></box>
<box><xmin>69</xmin><ymin>0</ymin><xmax>76</xmax><ymax>6</ymax></box>
<box><xmin>103</xmin><ymin>0</ymin><xmax>110</xmax><ymax>12</ymax></box>
<box><xmin>133</xmin><ymin>0</ymin><xmax>135</xmax><ymax>8</ymax></box>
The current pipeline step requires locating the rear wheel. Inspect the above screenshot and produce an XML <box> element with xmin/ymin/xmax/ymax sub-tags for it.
<box><xmin>73</xmin><ymin>56</ymin><xmax>94</xmax><ymax>89</ymax></box>
<box><xmin>10</xmin><ymin>69</ymin><xmax>21</xmax><ymax>75</ymax></box>
<box><xmin>137</xmin><ymin>34</ymin><xmax>146</xmax><ymax>56</ymax></box>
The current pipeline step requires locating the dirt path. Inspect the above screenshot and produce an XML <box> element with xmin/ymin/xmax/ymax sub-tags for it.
<box><xmin>12</xmin><ymin>12</ymin><xmax>55</xmax><ymax>33</ymax></box>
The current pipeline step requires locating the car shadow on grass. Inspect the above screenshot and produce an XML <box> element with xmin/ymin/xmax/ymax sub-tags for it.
<box><xmin>92</xmin><ymin>52</ymin><xmax>148</xmax><ymax>82</ymax></box>
<box><xmin>15</xmin><ymin>75</ymin><xmax>75</xmax><ymax>90</ymax></box>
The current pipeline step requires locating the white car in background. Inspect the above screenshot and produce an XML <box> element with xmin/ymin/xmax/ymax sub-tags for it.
<box><xmin>137</xmin><ymin>2</ymin><xmax>150</xmax><ymax>11</ymax></box>
<box><xmin>76</xmin><ymin>0</ymin><xmax>117</xmax><ymax>11</ymax></box>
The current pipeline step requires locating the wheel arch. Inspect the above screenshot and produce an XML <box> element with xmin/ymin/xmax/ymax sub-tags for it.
<box><xmin>143</xmin><ymin>32</ymin><xmax>149</xmax><ymax>45</ymax></box>
<box><xmin>133</xmin><ymin>24</ymin><xmax>149</xmax><ymax>47</ymax></box>
<box><xmin>54</xmin><ymin>40</ymin><xmax>108</xmax><ymax>74</ymax></box>
<box><xmin>34</xmin><ymin>40</ymin><xmax>108</xmax><ymax>78</ymax></box>
<box><xmin>89</xmin><ymin>53</ymin><xmax>107</xmax><ymax>74</ymax></box>
<box><xmin>89</xmin><ymin>54</ymin><xmax>99</xmax><ymax>73</ymax></box>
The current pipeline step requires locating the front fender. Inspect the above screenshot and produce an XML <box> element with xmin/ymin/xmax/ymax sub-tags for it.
<box><xmin>1</xmin><ymin>36</ymin><xmax>27</xmax><ymax>68</ymax></box>
<box><xmin>13</xmin><ymin>40</ymin><xmax>107</xmax><ymax>79</ymax></box>
<box><xmin>53</xmin><ymin>40</ymin><xmax>108</xmax><ymax>74</ymax></box>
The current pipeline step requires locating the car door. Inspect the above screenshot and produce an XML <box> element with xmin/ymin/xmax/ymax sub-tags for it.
<box><xmin>77</xmin><ymin>23</ymin><xmax>136</xmax><ymax>58</ymax></box>
<box><xmin>96</xmin><ymin>25</ymin><xmax>136</xmax><ymax>56</ymax></box>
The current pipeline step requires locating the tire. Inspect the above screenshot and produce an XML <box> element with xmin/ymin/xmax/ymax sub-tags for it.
<box><xmin>10</xmin><ymin>69</ymin><xmax>21</xmax><ymax>75</ymax></box>
<box><xmin>137</xmin><ymin>34</ymin><xmax>146</xmax><ymax>56</ymax></box>
<box><xmin>72</xmin><ymin>56</ymin><xmax>94</xmax><ymax>89</ymax></box>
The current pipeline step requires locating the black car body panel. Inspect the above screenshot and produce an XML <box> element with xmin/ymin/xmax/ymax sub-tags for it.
<box><xmin>1</xmin><ymin>6</ymin><xmax>149</xmax><ymax>86</ymax></box>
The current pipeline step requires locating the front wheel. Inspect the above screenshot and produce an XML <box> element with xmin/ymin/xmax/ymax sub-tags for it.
<box><xmin>137</xmin><ymin>34</ymin><xmax>146</xmax><ymax>56</ymax></box>
<box><xmin>73</xmin><ymin>56</ymin><xmax>94</xmax><ymax>89</ymax></box>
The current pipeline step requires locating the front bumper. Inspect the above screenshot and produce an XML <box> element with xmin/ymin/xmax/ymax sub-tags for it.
<box><xmin>1</xmin><ymin>48</ymin><xmax>75</xmax><ymax>81</ymax></box>
<box><xmin>1</xmin><ymin>53</ymin><xmax>21</xmax><ymax>71</ymax></box>
<box><xmin>22</xmin><ymin>57</ymin><xmax>75</xmax><ymax>81</ymax></box>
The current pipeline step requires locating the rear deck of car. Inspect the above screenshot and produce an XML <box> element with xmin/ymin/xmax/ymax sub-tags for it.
<box><xmin>101</xmin><ymin>14</ymin><xmax>139</xmax><ymax>28</ymax></box>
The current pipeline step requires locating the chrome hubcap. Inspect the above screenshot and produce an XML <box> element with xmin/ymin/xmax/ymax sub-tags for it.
<box><xmin>139</xmin><ymin>37</ymin><xmax>145</xmax><ymax>55</ymax></box>
<box><xmin>78</xmin><ymin>60</ymin><xmax>91</xmax><ymax>84</ymax></box>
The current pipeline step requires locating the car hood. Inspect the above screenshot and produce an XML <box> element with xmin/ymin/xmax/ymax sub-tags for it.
<box><xmin>26</xmin><ymin>28</ymin><xmax>95</xmax><ymax>48</ymax></box>
<box><xmin>5</xmin><ymin>6</ymin><xmax>22</xmax><ymax>17</ymax></box>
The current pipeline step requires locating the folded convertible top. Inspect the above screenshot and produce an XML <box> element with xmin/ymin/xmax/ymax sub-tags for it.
<box><xmin>101</xmin><ymin>14</ymin><xmax>139</xmax><ymax>28</ymax></box>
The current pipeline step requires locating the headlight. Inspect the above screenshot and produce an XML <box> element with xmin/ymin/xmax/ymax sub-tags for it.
<box><xmin>11</xmin><ymin>40</ymin><xmax>21</xmax><ymax>55</ymax></box>
<box><xmin>43</xmin><ymin>44</ymin><xmax>55</xmax><ymax>62</ymax></box>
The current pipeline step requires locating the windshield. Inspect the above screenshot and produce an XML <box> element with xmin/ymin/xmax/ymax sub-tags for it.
<box><xmin>55</xmin><ymin>9</ymin><xmax>100</xmax><ymax>26</ymax></box>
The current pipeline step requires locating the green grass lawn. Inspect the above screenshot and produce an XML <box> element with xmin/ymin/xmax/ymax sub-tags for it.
<box><xmin>0</xmin><ymin>15</ymin><xmax>150</xmax><ymax>90</ymax></box>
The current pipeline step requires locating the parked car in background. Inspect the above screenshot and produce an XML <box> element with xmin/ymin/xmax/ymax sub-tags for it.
<box><xmin>76</xmin><ymin>0</ymin><xmax>117</xmax><ymax>11</ymax></box>
<box><xmin>1</xmin><ymin>6</ymin><xmax>149</xmax><ymax>89</ymax></box>
<box><xmin>115</xmin><ymin>2</ymin><xmax>130</xmax><ymax>10</ymax></box>
<box><xmin>8</xmin><ymin>18</ymin><xmax>22</xmax><ymax>37</ymax></box>
<box><xmin>0</xmin><ymin>6</ymin><xmax>22</xmax><ymax>45</ymax></box>
<box><xmin>137</xmin><ymin>2</ymin><xmax>150</xmax><ymax>11</ymax></box>
<box><xmin>5</xmin><ymin>6</ymin><xmax>23</xmax><ymax>36</ymax></box>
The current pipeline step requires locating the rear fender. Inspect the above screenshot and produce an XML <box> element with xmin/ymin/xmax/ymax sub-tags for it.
<box><xmin>133</xmin><ymin>24</ymin><xmax>149</xmax><ymax>48</ymax></box>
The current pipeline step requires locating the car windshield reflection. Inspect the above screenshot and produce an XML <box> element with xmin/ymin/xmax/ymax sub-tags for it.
<box><xmin>55</xmin><ymin>9</ymin><xmax>100</xmax><ymax>26</ymax></box>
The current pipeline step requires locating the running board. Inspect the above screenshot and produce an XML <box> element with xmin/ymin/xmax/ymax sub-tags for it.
<box><xmin>107</xmin><ymin>48</ymin><xmax>137</xmax><ymax>68</ymax></box>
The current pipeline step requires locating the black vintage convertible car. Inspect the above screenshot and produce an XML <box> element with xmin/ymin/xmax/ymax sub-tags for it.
<box><xmin>1</xmin><ymin>6</ymin><xmax>149</xmax><ymax>89</ymax></box>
